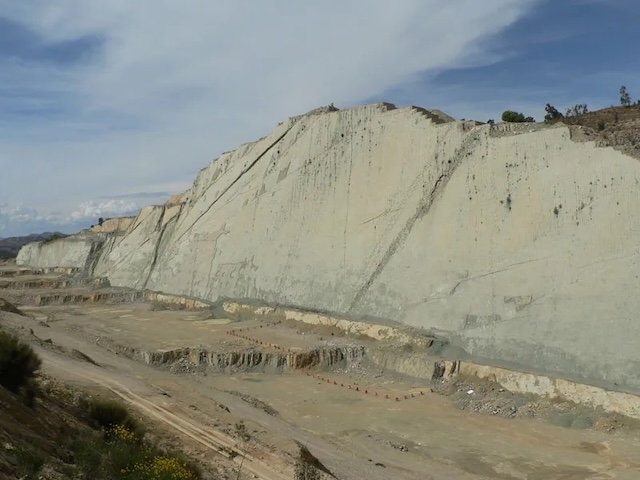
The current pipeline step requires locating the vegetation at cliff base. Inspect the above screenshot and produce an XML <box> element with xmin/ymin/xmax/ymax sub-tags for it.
<box><xmin>0</xmin><ymin>330</ymin><xmax>41</xmax><ymax>393</ymax></box>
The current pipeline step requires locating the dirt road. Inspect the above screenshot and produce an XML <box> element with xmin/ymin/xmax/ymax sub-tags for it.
<box><xmin>43</xmin><ymin>354</ymin><xmax>291</xmax><ymax>480</ymax></box>
<box><xmin>30</xmin><ymin>329</ymin><xmax>422</xmax><ymax>480</ymax></box>
<box><xmin>3</xmin><ymin>292</ymin><xmax>640</xmax><ymax>479</ymax></box>
<box><xmin>25</xmin><ymin>320</ymin><xmax>640</xmax><ymax>480</ymax></box>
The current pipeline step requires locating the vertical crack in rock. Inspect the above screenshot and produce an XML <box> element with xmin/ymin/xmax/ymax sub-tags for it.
<box><xmin>175</xmin><ymin>122</ymin><xmax>298</xmax><ymax>243</ymax></box>
<box><xmin>143</xmin><ymin>206</ymin><xmax>169</xmax><ymax>289</ymax></box>
<box><xmin>82</xmin><ymin>240</ymin><xmax>105</xmax><ymax>278</ymax></box>
<box><xmin>348</xmin><ymin>131</ymin><xmax>481</xmax><ymax>313</ymax></box>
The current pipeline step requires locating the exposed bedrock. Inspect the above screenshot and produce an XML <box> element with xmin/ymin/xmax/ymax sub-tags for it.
<box><xmin>17</xmin><ymin>102</ymin><xmax>640</xmax><ymax>391</ymax></box>
<box><xmin>121</xmin><ymin>345</ymin><xmax>365</xmax><ymax>374</ymax></box>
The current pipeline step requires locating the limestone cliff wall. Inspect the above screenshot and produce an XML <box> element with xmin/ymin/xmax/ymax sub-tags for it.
<box><xmin>17</xmin><ymin>103</ymin><xmax>640</xmax><ymax>391</ymax></box>
<box><xmin>17</xmin><ymin>235</ymin><xmax>97</xmax><ymax>269</ymax></box>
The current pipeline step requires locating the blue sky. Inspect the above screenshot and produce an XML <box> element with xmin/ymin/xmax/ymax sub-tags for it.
<box><xmin>373</xmin><ymin>0</ymin><xmax>640</xmax><ymax>120</ymax></box>
<box><xmin>0</xmin><ymin>0</ymin><xmax>638</xmax><ymax>237</ymax></box>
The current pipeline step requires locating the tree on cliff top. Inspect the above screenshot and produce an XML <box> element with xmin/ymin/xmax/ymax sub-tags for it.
<box><xmin>565</xmin><ymin>103</ymin><xmax>589</xmax><ymax>117</ymax></box>
<box><xmin>501</xmin><ymin>110</ymin><xmax>535</xmax><ymax>123</ymax></box>
<box><xmin>620</xmin><ymin>85</ymin><xmax>632</xmax><ymax>106</ymax></box>
<box><xmin>544</xmin><ymin>104</ymin><xmax>564</xmax><ymax>122</ymax></box>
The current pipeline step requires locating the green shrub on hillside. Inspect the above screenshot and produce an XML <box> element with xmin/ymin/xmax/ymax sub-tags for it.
<box><xmin>565</xmin><ymin>103</ymin><xmax>588</xmax><ymax>117</ymax></box>
<box><xmin>72</xmin><ymin>402</ymin><xmax>201</xmax><ymax>480</ymax></box>
<box><xmin>501</xmin><ymin>110</ymin><xmax>535</xmax><ymax>123</ymax></box>
<box><xmin>41</xmin><ymin>233</ymin><xmax>64</xmax><ymax>244</ymax></box>
<box><xmin>84</xmin><ymin>397</ymin><xmax>144</xmax><ymax>437</ymax></box>
<box><xmin>14</xmin><ymin>445</ymin><xmax>46</xmax><ymax>480</ymax></box>
<box><xmin>0</xmin><ymin>331</ymin><xmax>41</xmax><ymax>392</ymax></box>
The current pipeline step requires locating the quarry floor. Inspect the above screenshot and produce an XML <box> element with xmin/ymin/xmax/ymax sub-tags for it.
<box><xmin>2</xmin><ymin>265</ymin><xmax>640</xmax><ymax>479</ymax></box>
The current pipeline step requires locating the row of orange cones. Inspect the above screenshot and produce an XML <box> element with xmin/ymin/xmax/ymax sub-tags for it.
<box><xmin>226</xmin><ymin>325</ymin><xmax>426</xmax><ymax>402</ymax></box>
<box><xmin>305</xmin><ymin>372</ymin><xmax>426</xmax><ymax>402</ymax></box>
<box><xmin>226</xmin><ymin>325</ymin><xmax>294</xmax><ymax>352</ymax></box>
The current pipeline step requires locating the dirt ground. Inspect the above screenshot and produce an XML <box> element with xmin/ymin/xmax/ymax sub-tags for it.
<box><xmin>2</xmin><ymin>265</ymin><xmax>640</xmax><ymax>479</ymax></box>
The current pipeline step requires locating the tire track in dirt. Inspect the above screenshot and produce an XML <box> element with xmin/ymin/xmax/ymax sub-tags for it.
<box><xmin>24</xmin><ymin>323</ymin><xmax>415</xmax><ymax>480</ymax></box>
<box><xmin>42</xmin><ymin>353</ymin><xmax>292</xmax><ymax>480</ymax></box>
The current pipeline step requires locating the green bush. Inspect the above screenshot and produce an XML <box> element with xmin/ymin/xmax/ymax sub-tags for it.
<box><xmin>70</xmin><ymin>431</ymin><xmax>104</xmax><ymax>479</ymax></box>
<box><xmin>14</xmin><ymin>446</ymin><xmax>46</xmax><ymax>480</ymax></box>
<box><xmin>565</xmin><ymin>103</ymin><xmax>588</xmax><ymax>117</ymax></box>
<box><xmin>104</xmin><ymin>435</ymin><xmax>150</xmax><ymax>479</ymax></box>
<box><xmin>41</xmin><ymin>233</ymin><xmax>64</xmax><ymax>244</ymax></box>
<box><xmin>0</xmin><ymin>331</ymin><xmax>41</xmax><ymax>392</ymax></box>
<box><xmin>71</xmin><ymin>426</ymin><xmax>201</xmax><ymax>480</ymax></box>
<box><xmin>501</xmin><ymin>110</ymin><xmax>535</xmax><ymax>123</ymax></box>
<box><xmin>85</xmin><ymin>398</ymin><xmax>143</xmax><ymax>436</ymax></box>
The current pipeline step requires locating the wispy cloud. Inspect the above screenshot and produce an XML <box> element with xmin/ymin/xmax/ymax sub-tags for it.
<box><xmin>0</xmin><ymin>1</ymin><xmax>543</xmax><ymax>236</ymax></box>
<box><xmin>69</xmin><ymin>199</ymin><xmax>139</xmax><ymax>222</ymax></box>
<box><xmin>0</xmin><ymin>199</ymin><xmax>142</xmax><ymax>236</ymax></box>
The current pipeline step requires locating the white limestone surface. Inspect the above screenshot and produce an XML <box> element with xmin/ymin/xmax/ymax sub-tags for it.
<box><xmin>17</xmin><ymin>103</ymin><xmax>640</xmax><ymax>391</ymax></box>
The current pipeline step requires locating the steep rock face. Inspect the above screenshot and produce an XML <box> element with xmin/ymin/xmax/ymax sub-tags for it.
<box><xmin>18</xmin><ymin>234</ymin><xmax>98</xmax><ymax>270</ymax></box>
<box><xmin>17</xmin><ymin>103</ymin><xmax>640</xmax><ymax>391</ymax></box>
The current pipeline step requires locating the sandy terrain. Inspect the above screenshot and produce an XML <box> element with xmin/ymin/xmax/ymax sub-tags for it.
<box><xmin>2</xmin><ymin>265</ymin><xmax>640</xmax><ymax>479</ymax></box>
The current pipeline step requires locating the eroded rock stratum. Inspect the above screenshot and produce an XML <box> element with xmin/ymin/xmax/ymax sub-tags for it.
<box><xmin>18</xmin><ymin>102</ymin><xmax>640</xmax><ymax>392</ymax></box>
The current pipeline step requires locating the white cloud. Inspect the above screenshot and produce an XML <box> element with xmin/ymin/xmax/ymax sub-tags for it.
<box><xmin>0</xmin><ymin>204</ymin><xmax>46</xmax><ymax>224</ymax></box>
<box><xmin>3</xmin><ymin>1</ymin><xmax>539</xmax><ymax>119</ymax></box>
<box><xmin>69</xmin><ymin>200</ymin><xmax>139</xmax><ymax>222</ymax></box>
<box><xmin>0</xmin><ymin>0</ymin><xmax>539</xmax><ymax>236</ymax></box>
<box><xmin>0</xmin><ymin>203</ymin><xmax>65</xmax><ymax>236</ymax></box>
<box><xmin>0</xmin><ymin>198</ymin><xmax>145</xmax><ymax>237</ymax></box>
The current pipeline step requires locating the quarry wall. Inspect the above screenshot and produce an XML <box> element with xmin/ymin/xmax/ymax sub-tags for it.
<box><xmin>17</xmin><ymin>103</ymin><xmax>640</xmax><ymax>392</ymax></box>
<box><xmin>17</xmin><ymin>235</ymin><xmax>99</xmax><ymax>270</ymax></box>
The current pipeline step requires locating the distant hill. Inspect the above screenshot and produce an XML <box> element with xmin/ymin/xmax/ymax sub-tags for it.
<box><xmin>0</xmin><ymin>232</ymin><xmax>67</xmax><ymax>259</ymax></box>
